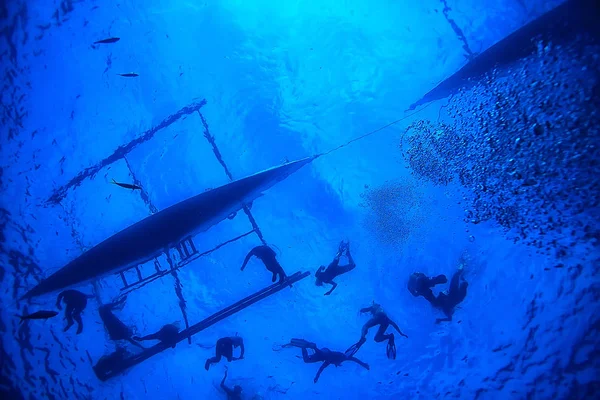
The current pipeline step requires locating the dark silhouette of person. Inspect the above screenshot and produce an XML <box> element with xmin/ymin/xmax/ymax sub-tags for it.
<box><xmin>345</xmin><ymin>303</ymin><xmax>408</xmax><ymax>359</ymax></box>
<box><xmin>133</xmin><ymin>324</ymin><xmax>179</xmax><ymax>348</ymax></box>
<box><xmin>205</xmin><ymin>336</ymin><xmax>245</xmax><ymax>371</ymax></box>
<box><xmin>56</xmin><ymin>289</ymin><xmax>94</xmax><ymax>334</ymax></box>
<box><xmin>93</xmin><ymin>347</ymin><xmax>132</xmax><ymax>379</ymax></box>
<box><xmin>408</xmin><ymin>268</ymin><xmax>468</xmax><ymax>323</ymax></box>
<box><xmin>315</xmin><ymin>240</ymin><xmax>356</xmax><ymax>295</ymax></box>
<box><xmin>99</xmin><ymin>297</ymin><xmax>145</xmax><ymax>350</ymax></box>
<box><xmin>284</xmin><ymin>338</ymin><xmax>369</xmax><ymax>383</ymax></box>
<box><xmin>241</xmin><ymin>245</ymin><xmax>288</xmax><ymax>284</ymax></box>
<box><xmin>220</xmin><ymin>367</ymin><xmax>242</xmax><ymax>400</ymax></box>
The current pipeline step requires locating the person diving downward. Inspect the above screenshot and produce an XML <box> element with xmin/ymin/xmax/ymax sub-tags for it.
<box><xmin>283</xmin><ymin>338</ymin><xmax>369</xmax><ymax>383</ymax></box>
<box><xmin>345</xmin><ymin>302</ymin><xmax>408</xmax><ymax>360</ymax></box>
<box><xmin>315</xmin><ymin>240</ymin><xmax>356</xmax><ymax>295</ymax></box>
<box><xmin>241</xmin><ymin>245</ymin><xmax>288</xmax><ymax>284</ymax></box>
<box><xmin>408</xmin><ymin>265</ymin><xmax>468</xmax><ymax>324</ymax></box>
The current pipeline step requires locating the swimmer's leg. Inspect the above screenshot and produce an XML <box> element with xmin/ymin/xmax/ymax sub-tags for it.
<box><xmin>63</xmin><ymin>306</ymin><xmax>75</xmax><ymax>332</ymax></box>
<box><xmin>205</xmin><ymin>353</ymin><xmax>222</xmax><ymax>371</ymax></box>
<box><xmin>73</xmin><ymin>309</ymin><xmax>84</xmax><ymax>335</ymax></box>
<box><xmin>373</xmin><ymin>322</ymin><xmax>392</xmax><ymax>343</ymax></box>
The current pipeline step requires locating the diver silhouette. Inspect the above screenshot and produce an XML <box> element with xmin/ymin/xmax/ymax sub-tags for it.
<box><xmin>220</xmin><ymin>367</ymin><xmax>242</xmax><ymax>400</ymax></box>
<box><xmin>315</xmin><ymin>240</ymin><xmax>356</xmax><ymax>295</ymax></box>
<box><xmin>205</xmin><ymin>336</ymin><xmax>245</xmax><ymax>370</ymax></box>
<box><xmin>241</xmin><ymin>245</ymin><xmax>288</xmax><ymax>284</ymax></box>
<box><xmin>283</xmin><ymin>338</ymin><xmax>369</xmax><ymax>383</ymax></box>
<box><xmin>56</xmin><ymin>289</ymin><xmax>94</xmax><ymax>334</ymax></box>
<box><xmin>133</xmin><ymin>324</ymin><xmax>180</xmax><ymax>348</ymax></box>
<box><xmin>345</xmin><ymin>303</ymin><xmax>408</xmax><ymax>360</ymax></box>
<box><xmin>99</xmin><ymin>297</ymin><xmax>145</xmax><ymax>350</ymax></box>
<box><xmin>408</xmin><ymin>268</ymin><xmax>468</xmax><ymax>323</ymax></box>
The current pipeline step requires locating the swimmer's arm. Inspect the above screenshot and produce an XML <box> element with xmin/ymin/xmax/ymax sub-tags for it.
<box><xmin>389</xmin><ymin>320</ymin><xmax>408</xmax><ymax>338</ymax></box>
<box><xmin>56</xmin><ymin>291</ymin><xmax>65</xmax><ymax>310</ymax></box>
<box><xmin>324</xmin><ymin>281</ymin><xmax>337</xmax><ymax>296</ymax></box>
<box><xmin>241</xmin><ymin>249</ymin><xmax>256</xmax><ymax>271</ymax></box>
<box><xmin>220</xmin><ymin>371</ymin><xmax>233</xmax><ymax>395</ymax></box>
<box><xmin>359</xmin><ymin>306</ymin><xmax>375</xmax><ymax>314</ymax></box>
<box><xmin>237</xmin><ymin>342</ymin><xmax>245</xmax><ymax>359</ymax></box>
<box><xmin>314</xmin><ymin>362</ymin><xmax>330</xmax><ymax>383</ymax></box>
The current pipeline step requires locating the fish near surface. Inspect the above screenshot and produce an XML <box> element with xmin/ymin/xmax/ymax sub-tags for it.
<box><xmin>93</xmin><ymin>37</ymin><xmax>120</xmax><ymax>44</ymax></box>
<box><xmin>111</xmin><ymin>179</ymin><xmax>142</xmax><ymax>190</ymax></box>
<box><xmin>18</xmin><ymin>310</ymin><xmax>59</xmax><ymax>323</ymax></box>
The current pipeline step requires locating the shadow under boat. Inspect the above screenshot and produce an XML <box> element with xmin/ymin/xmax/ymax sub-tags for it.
<box><xmin>407</xmin><ymin>0</ymin><xmax>600</xmax><ymax>110</ymax></box>
<box><xmin>22</xmin><ymin>156</ymin><xmax>316</xmax><ymax>300</ymax></box>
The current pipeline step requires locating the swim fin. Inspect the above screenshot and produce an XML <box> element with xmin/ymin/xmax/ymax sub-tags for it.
<box><xmin>345</xmin><ymin>338</ymin><xmax>365</xmax><ymax>357</ymax></box>
<box><xmin>386</xmin><ymin>334</ymin><xmax>396</xmax><ymax>360</ymax></box>
<box><xmin>284</xmin><ymin>338</ymin><xmax>316</xmax><ymax>349</ymax></box>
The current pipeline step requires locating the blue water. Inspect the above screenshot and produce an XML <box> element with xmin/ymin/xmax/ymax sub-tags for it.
<box><xmin>1</xmin><ymin>0</ymin><xmax>598</xmax><ymax>399</ymax></box>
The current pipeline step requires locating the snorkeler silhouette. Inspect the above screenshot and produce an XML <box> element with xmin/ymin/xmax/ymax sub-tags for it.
<box><xmin>205</xmin><ymin>336</ymin><xmax>245</xmax><ymax>371</ymax></box>
<box><xmin>345</xmin><ymin>302</ymin><xmax>408</xmax><ymax>360</ymax></box>
<box><xmin>283</xmin><ymin>338</ymin><xmax>369</xmax><ymax>383</ymax></box>
<box><xmin>408</xmin><ymin>267</ymin><xmax>468</xmax><ymax>323</ymax></box>
<box><xmin>241</xmin><ymin>245</ymin><xmax>288</xmax><ymax>284</ymax></box>
<box><xmin>220</xmin><ymin>367</ymin><xmax>242</xmax><ymax>400</ymax></box>
<box><xmin>56</xmin><ymin>289</ymin><xmax>94</xmax><ymax>334</ymax></box>
<box><xmin>99</xmin><ymin>297</ymin><xmax>145</xmax><ymax>350</ymax></box>
<box><xmin>315</xmin><ymin>240</ymin><xmax>356</xmax><ymax>295</ymax></box>
<box><xmin>133</xmin><ymin>324</ymin><xmax>180</xmax><ymax>348</ymax></box>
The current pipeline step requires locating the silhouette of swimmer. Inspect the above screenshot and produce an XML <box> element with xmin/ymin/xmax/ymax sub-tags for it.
<box><xmin>99</xmin><ymin>297</ymin><xmax>145</xmax><ymax>350</ymax></box>
<box><xmin>284</xmin><ymin>338</ymin><xmax>369</xmax><ymax>383</ymax></box>
<box><xmin>345</xmin><ymin>303</ymin><xmax>408</xmax><ymax>360</ymax></box>
<box><xmin>56</xmin><ymin>289</ymin><xmax>94</xmax><ymax>334</ymax></box>
<box><xmin>220</xmin><ymin>367</ymin><xmax>242</xmax><ymax>400</ymax></box>
<box><xmin>205</xmin><ymin>336</ymin><xmax>245</xmax><ymax>370</ymax></box>
<box><xmin>241</xmin><ymin>245</ymin><xmax>288</xmax><ymax>284</ymax></box>
<box><xmin>133</xmin><ymin>324</ymin><xmax>179</xmax><ymax>348</ymax></box>
<box><xmin>315</xmin><ymin>241</ymin><xmax>356</xmax><ymax>295</ymax></box>
<box><xmin>94</xmin><ymin>346</ymin><xmax>132</xmax><ymax>376</ymax></box>
<box><xmin>408</xmin><ymin>268</ymin><xmax>468</xmax><ymax>323</ymax></box>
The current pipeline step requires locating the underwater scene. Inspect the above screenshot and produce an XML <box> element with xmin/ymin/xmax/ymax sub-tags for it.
<box><xmin>1</xmin><ymin>0</ymin><xmax>599</xmax><ymax>399</ymax></box>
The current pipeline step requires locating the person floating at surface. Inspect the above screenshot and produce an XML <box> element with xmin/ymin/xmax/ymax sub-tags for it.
<box><xmin>315</xmin><ymin>240</ymin><xmax>356</xmax><ymax>295</ymax></box>
<box><xmin>345</xmin><ymin>302</ymin><xmax>408</xmax><ymax>360</ymax></box>
<box><xmin>205</xmin><ymin>336</ymin><xmax>245</xmax><ymax>371</ymax></box>
<box><xmin>99</xmin><ymin>297</ymin><xmax>145</xmax><ymax>350</ymax></box>
<box><xmin>283</xmin><ymin>338</ymin><xmax>370</xmax><ymax>383</ymax></box>
<box><xmin>133</xmin><ymin>324</ymin><xmax>180</xmax><ymax>348</ymax></box>
<box><xmin>241</xmin><ymin>245</ymin><xmax>288</xmax><ymax>284</ymax></box>
<box><xmin>56</xmin><ymin>289</ymin><xmax>94</xmax><ymax>334</ymax></box>
<box><xmin>408</xmin><ymin>266</ymin><xmax>468</xmax><ymax>324</ymax></box>
<box><xmin>220</xmin><ymin>367</ymin><xmax>242</xmax><ymax>400</ymax></box>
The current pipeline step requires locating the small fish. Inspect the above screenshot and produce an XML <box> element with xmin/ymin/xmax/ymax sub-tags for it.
<box><xmin>117</xmin><ymin>73</ymin><xmax>139</xmax><ymax>78</ymax></box>
<box><xmin>18</xmin><ymin>310</ymin><xmax>58</xmax><ymax>323</ymax></box>
<box><xmin>111</xmin><ymin>179</ymin><xmax>142</xmax><ymax>190</ymax></box>
<box><xmin>94</xmin><ymin>37</ymin><xmax>120</xmax><ymax>44</ymax></box>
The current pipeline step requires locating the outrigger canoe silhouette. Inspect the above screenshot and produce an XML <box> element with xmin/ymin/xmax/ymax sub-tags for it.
<box><xmin>22</xmin><ymin>157</ymin><xmax>315</xmax><ymax>300</ymax></box>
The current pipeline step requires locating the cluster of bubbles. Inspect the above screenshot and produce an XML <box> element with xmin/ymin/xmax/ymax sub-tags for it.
<box><xmin>401</xmin><ymin>38</ymin><xmax>600</xmax><ymax>258</ymax></box>
<box><xmin>359</xmin><ymin>181</ymin><xmax>425</xmax><ymax>249</ymax></box>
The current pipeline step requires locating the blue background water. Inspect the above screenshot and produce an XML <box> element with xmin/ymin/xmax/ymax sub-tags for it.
<box><xmin>1</xmin><ymin>0</ymin><xmax>597</xmax><ymax>399</ymax></box>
